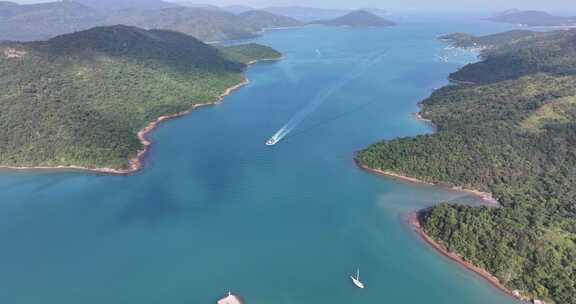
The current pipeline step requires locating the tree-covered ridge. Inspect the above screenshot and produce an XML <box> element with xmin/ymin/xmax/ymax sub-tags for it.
<box><xmin>104</xmin><ymin>7</ymin><xmax>259</xmax><ymax>43</ymax></box>
<box><xmin>444</xmin><ymin>30</ymin><xmax>576</xmax><ymax>84</ymax></box>
<box><xmin>357</xmin><ymin>30</ymin><xmax>576</xmax><ymax>303</ymax></box>
<box><xmin>440</xmin><ymin>30</ymin><xmax>539</xmax><ymax>49</ymax></box>
<box><xmin>0</xmin><ymin>25</ymin><xmax>281</xmax><ymax>170</ymax></box>
<box><xmin>71</xmin><ymin>0</ymin><xmax>177</xmax><ymax>11</ymax></box>
<box><xmin>0</xmin><ymin>1</ymin><xmax>303</xmax><ymax>42</ymax></box>
<box><xmin>219</xmin><ymin>43</ymin><xmax>282</xmax><ymax>64</ymax></box>
<box><xmin>0</xmin><ymin>1</ymin><xmax>104</xmax><ymax>41</ymax></box>
<box><xmin>311</xmin><ymin>10</ymin><xmax>396</xmax><ymax>27</ymax></box>
<box><xmin>487</xmin><ymin>10</ymin><xmax>576</xmax><ymax>27</ymax></box>
<box><xmin>237</xmin><ymin>10</ymin><xmax>303</xmax><ymax>31</ymax></box>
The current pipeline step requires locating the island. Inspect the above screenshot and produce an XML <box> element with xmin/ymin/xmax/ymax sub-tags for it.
<box><xmin>487</xmin><ymin>9</ymin><xmax>576</xmax><ymax>27</ymax></box>
<box><xmin>0</xmin><ymin>25</ymin><xmax>282</xmax><ymax>173</ymax></box>
<box><xmin>311</xmin><ymin>10</ymin><xmax>396</xmax><ymax>27</ymax></box>
<box><xmin>357</xmin><ymin>29</ymin><xmax>576</xmax><ymax>304</ymax></box>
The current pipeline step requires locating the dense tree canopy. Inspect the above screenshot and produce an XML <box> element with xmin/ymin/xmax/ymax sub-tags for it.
<box><xmin>0</xmin><ymin>2</ymin><xmax>303</xmax><ymax>42</ymax></box>
<box><xmin>358</xmin><ymin>29</ymin><xmax>576</xmax><ymax>303</ymax></box>
<box><xmin>0</xmin><ymin>25</ymin><xmax>281</xmax><ymax>169</ymax></box>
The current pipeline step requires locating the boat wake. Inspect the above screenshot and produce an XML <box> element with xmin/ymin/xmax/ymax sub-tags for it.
<box><xmin>265</xmin><ymin>51</ymin><xmax>386</xmax><ymax>146</ymax></box>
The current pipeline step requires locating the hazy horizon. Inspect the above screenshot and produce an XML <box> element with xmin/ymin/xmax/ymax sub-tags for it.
<box><xmin>8</xmin><ymin>0</ymin><xmax>576</xmax><ymax>13</ymax></box>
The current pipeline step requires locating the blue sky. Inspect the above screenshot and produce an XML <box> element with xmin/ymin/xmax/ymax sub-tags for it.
<box><xmin>11</xmin><ymin>0</ymin><xmax>576</xmax><ymax>12</ymax></box>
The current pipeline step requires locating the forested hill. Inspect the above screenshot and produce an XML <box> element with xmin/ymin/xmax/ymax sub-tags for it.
<box><xmin>71</xmin><ymin>0</ymin><xmax>177</xmax><ymax>11</ymax></box>
<box><xmin>311</xmin><ymin>10</ymin><xmax>396</xmax><ymax>27</ymax></box>
<box><xmin>442</xmin><ymin>30</ymin><xmax>576</xmax><ymax>84</ymax></box>
<box><xmin>0</xmin><ymin>1</ymin><xmax>104</xmax><ymax>41</ymax></box>
<box><xmin>357</xmin><ymin>29</ymin><xmax>576</xmax><ymax>303</ymax></box>
<box><xmin>0</xmin><ymin>1</ymin><xmax>303</xmax><ymax>42</ymax></box>
<box><xmin>487</xmin><ymin>10</ymin><xmax>576</xmax><ymax>27</ymax></box>
<box><xmin>0</xmin><ymin>25</ymin><xmax>281</xmax><ymax>170</ymax></box>
<box><xmin>237</xmin><ymin>10</ymin><xmax>303</xmax><ymax>31</ymax></box>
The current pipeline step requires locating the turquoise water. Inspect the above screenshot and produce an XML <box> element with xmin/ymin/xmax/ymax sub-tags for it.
<box><xmin>0</xmin><ymin>19</ymin><xmax>522</xmax><ymax>304</ymax></box>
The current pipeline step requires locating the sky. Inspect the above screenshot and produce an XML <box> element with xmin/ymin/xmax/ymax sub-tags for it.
<box><xmin>10</xmin><ymin>0</ymin><xmax>576</xmax><ymax>12</ymax></box>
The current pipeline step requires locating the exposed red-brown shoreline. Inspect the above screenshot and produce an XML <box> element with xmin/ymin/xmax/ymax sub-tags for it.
<box><xmin>354</xmin><ymin>159</ymin><xmax>500</xmax><ymax>206</ymax></box>
<box><xmin>355</xmin><ymin>107</ymin><xmax>537</xmax><ymax>301</ymax></box>
<box><xmin>0</xmin><ymin>58</ymin><xmax>280</xmax><ymax>175</ymax></box>
<box><xmin>408</xmin><ymin>212</ymin><xmax>533</xmax><ymax>302</ymax></box>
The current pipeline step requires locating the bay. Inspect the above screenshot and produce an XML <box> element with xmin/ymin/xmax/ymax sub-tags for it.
<box><xmin>0</xmin><ymin>16</ymin><xmax>522</xmax><ymax>304</ymax></box>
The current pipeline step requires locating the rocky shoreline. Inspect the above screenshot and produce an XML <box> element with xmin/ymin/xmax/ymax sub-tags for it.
<box><xmin>355</xmin><ymin>159</ymin><xmax>500</xmax><ymax>206</ymax></box>
<box><xmin>0</xmin><ymin>57</ymin><xmax>281</xmax><ymax>175</ymax></box>
<box><xmin>407</xmin><ymin>212</ymin><xmax>540</xmax><ymax>303</ymax></box>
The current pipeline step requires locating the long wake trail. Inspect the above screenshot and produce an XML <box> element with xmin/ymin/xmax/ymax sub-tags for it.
<box><xmin>268</xmin><ymin>51</ymin><xmax>385</xmax><ymax>145</ymax></box>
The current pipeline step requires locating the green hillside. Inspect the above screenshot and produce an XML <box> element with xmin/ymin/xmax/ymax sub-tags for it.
<box><xmin>311</xmin><ymin>10</ymin><xmax>396</xmax><ymax>27</ymax></box>
<box><xmin>440</xmin><ymin>30</ymin><xmax>538</xmax><ymax>49</ymax></box>
<box><xmin>487</xmin><ymin>10</ymin><xmax>576</xmax><ymax>27</ymax></box>
<box><xmin>220</xmin><ymin>43</ymin><xmax>282</xmax><ymax>64</ymax></box>
<box><xmin>105</xmin><ymin>7</ymin><xmax>258</xmax><ymax>42</ymax></box>
<box><xmin>0</xmin><ymin>25</ymin><xmax>281</xmax><ymax>170</ymax></box>
<box><xmin>237</xmin><ymin>10</ymin><xmax>303</xmax><ymax>31</ymax></box>
<box><xmin>446</xmin><ymin>30</ymin><xmax>576</xmax><ymax>84</ymax></box>
<box><xmin>71</xmin><ymin>0</ymin><xmax>177</xmax><ymax>11</ymax></box>
<box><xmin>357</xmin><ymin>30</ymin><xmax>576</xmax><ymax>303</ymax></box>
<box><xmin>0</xmin><ymin>2</ymin><xmax>302</xmax><ymax>42</ymax></box>
<box><xmin>0</xmin><ymin>1</ymin><xmax>104</xmax><ymax>41</ymax></box>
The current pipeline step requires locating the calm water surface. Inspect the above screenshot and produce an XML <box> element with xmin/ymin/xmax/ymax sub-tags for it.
<box><xmin>0</xmin><ymin>18</ymin><xmax>522</xmax><ymax>304</ymax></box>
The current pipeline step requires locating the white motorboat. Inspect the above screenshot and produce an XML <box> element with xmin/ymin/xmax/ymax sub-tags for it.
<box><xmin>350</xmin><ymin>268</ymin><xmax>365</xmax><ymax>289</ymax></box>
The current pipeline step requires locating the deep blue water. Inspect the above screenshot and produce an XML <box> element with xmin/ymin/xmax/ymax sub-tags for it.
<box><xmin>0</xmin><ymin>19</ymin><xmax>523</xmax><ymax>304</ymax></box>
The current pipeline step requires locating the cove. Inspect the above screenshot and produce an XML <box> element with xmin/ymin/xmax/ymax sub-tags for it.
<box><xmin>0</xmin><ymin>16</ymin><xmax>523</xmax><ymax>304</ymax></box>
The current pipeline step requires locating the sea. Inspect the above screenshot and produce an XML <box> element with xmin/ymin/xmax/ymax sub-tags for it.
<box><xmin>0</xmin><ymin>14</ymin><xmax>523</xmax><ymax>304</ymax></box>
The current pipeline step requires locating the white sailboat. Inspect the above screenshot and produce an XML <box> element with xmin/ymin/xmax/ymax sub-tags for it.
<box><xmin>350</xmin><ymin>268</ymin><xmax>365</xmax><ymax>289</ymax></box>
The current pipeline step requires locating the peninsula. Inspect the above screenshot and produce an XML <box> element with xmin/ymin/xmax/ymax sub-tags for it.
<box><xmin>357</xmin><ymin>29</ymin><xmax>576</xmax><ymax>304</ymax></box>
<box><xmin>487</xmin><ymin>9</ymin><xmax>576</xmax><ymax>27</ymax></box>
<box><xmin>0</xmin><ymin>25</ymin><xmax>282</xmax><ymax>173</ymax></box>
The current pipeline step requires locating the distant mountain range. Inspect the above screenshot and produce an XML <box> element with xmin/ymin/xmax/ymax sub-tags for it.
<box><xmin>237</xmin><ymin>10</ymin><xmax>303</xmax><ymax>31</ymax></box>
<box><xmin>222</xmin><ymin>5</ymin><xmax>255</xmax><ymax>14</ymax></box>
<box><xmin>0</xmin><ymin>1</ymin><xmax>393</xmax><ymax>42</ymax></box>
<box><xmin>0</xmin><ymin>1</ymin><xmax>104</xmax><ymax>41</ymax></box>
<box><xmin>311</xmin><ymin>10</ymin><xmax>396</xmax><ymax>27</ymax></box>
<box><xmin>169</xmin><ymin>3</ymin><xmax>390</xmax><ymax>21</ymax></box>
<box><xmin>262</xmin><ymin>6</ymin><xmax>350</xmax><ymax>21</ymax></box>
<box><xmin>487</xmin><ymin>10</ymin><xmax>576</xmax><ymax>26</ymax></box>
<box><xmin>104</xmin><ymin>8</ymin><xmax>303</xmax><ymax>42</ymax></box>
<box><xmin>170</xmin><ymin>1</ymin><xmax>221</xmax><ymax>10</ymax></box>
<box><xmin>71</xmin><ymin>0</ymin><xmax>177</xmax><ymax>11</ymax></box>
<box><xmin>0</xmin><ymin>1</ymin><xmax>303</xmax><ymax>42</ymax></box>
<box><xmin>250</xmin><ymin>6</ymin><xmax>389</xmax><ymax>22</ymax></box>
